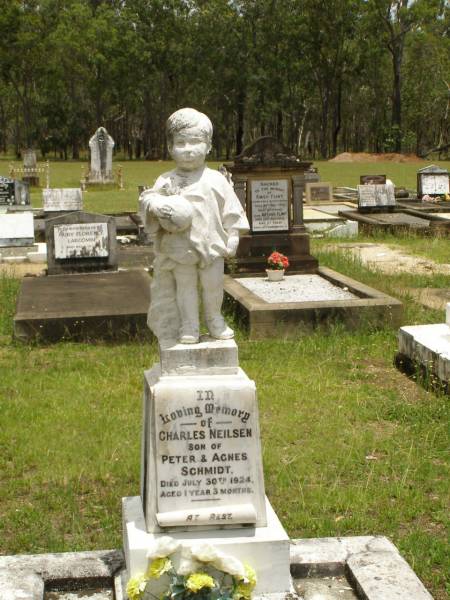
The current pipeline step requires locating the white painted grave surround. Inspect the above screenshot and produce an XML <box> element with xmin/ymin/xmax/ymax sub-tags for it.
<box><xmin>250</xmin><ymin>179</ymin><xmax>289</xmax><ymax>231</ymax></box>
<box><xmin>43</xmin><ymin>188</ymin><xmax>83</xmax><ymax>212</ymax></box>
<box><xmin>0</xmin><ymin>212</ymin><xmax>34</xmax><ymax>247</ymax></box>
<box><xmin>54</xmin><ymin>222</ymin><xmax>109</xmax><ymax>259</ymax></box>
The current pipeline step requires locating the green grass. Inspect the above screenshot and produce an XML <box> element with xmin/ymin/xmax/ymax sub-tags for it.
<box><xmin>2</xmin><ymin>158</ymin><xmax>449</xmax><ymax>214</ymax></box>
<box><xmin>0</xmin><ymin>161</ymin><xmax>449</xmax><ymax>597</ymax></box>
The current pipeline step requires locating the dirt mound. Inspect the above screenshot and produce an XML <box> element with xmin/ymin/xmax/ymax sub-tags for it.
<box><xmin>329</xmin><ymin>152</ymin><xmax>424</xmax><ymax>163</ymax></box>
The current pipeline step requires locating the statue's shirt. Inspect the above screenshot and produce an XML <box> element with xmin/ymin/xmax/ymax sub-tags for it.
<box><xmin>143</xmin><ymin>166</ymin><xmax>249</xmax><ymax>269</ymax></box>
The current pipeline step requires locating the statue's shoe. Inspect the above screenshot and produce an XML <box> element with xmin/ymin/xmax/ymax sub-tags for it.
<box><xmin>206</xmin><ymin>317</ymin><xmax>234</xmax><ymax>340</ymax></box>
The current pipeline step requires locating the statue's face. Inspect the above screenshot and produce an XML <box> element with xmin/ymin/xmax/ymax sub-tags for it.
<box><xmin>169</xmin><ymin>127</ymin><xmax>210</xmax><ymax>171</ymax></box>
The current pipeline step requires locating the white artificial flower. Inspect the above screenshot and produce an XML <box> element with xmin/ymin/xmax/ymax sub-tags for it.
<box><xmin>177</xmin><ymin>545</ymin><xmax>201</xmax><ymax>576</ymax></box>
<box><xmin>146</xmin><ymin>536</ymin><xmax>180</xmax><ymax>559</ymax></box>
<box><xmin>190</xmin><ymin>543</ymin><xmax>245</xmax><ymax>579</ymax></box>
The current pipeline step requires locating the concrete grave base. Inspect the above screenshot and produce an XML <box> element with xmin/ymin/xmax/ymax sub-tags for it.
<box><xmin>396</xmin><ymin>322</ymin><xmax>449</xmax><ymax>389</ymax></box>
<box><xmin>123</xmin><ymin>495</ymin><xmax>291</xmax><ymax>596</ymax></box>
<box><xmin>13</xmin><ymin>269</ymin><xmax>151</xmax><ymax>342</ymax></box>
<box><xmin>0</xmin><ymin>535</ymin><xmax>433</xmax><ymax>599</ymax></box>
<box><xmin>338</xmin><ymin>209</ymin><xmax>450</xmax><ymax>233</ymax></box>
<box><xmin>224</xmin><ymin>267</ymin><xmax>402</xmax><ymax>340</ymax></box>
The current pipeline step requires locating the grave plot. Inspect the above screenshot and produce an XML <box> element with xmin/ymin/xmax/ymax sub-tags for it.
<box><xmin>224</xmin><ymin>267</ymin><xmax>402</xmax><ymax>340</ymax></box>
<box><xmin>337</xmin><ymin>207</ymin><xmax>446</xmax><ymax>233</ymax></box>
<box><xmin>303</xmin><ymin>207</ymin><xmax>358</xmax><ymax>237</ymax></box>
<box><xmin>13</xmin><ymin>211</ymin><xmax>150</xmax><ymax>342</ymax></box>
<box><xmin>396</xmin><ymin>302</ymin><xmax>450</xmax><ymax>392</ymax></box>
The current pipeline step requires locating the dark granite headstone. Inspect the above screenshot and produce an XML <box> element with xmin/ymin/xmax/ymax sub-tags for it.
<box><xmin>46</xmin><ymin>211</ymin><xmax>117</xmax><ymax>275</ymax></box>
<box><xmin>0</xmin><ymin>177</ymin><xmax>15</xmax><ymax>205</ymax></box>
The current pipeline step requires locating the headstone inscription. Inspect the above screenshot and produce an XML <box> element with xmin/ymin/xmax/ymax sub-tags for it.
<box><xmin>417</xmin><ymin>164</ymin><xmax>449</xmax><ymax>198</ymax></box>
<box><xmin>43</xmin><ymin>188</ymin><xmax>83</xmax><ymax>212</ymax></box>
<box><xmin>0</xmin><ymin>213</ymin><xmax>34</xmax><ymax>247</ymax></box>
<box><xmin>88</xmin><ymin>127</ymin><xmax>115</xmax><ymax>183</ymax></box>
<box><xmin>45</xmin><ymin>211</ymin><xmax>117</xmax><ymax>275</ymax></box>
<box><xmin>357</xmin><ymin>183</ymin><xmax>396</xmax><ymax>209</ymax></box>
<box><xmin>250</xmin><ymin>178</ymin><xmax>289</xmax><ymax>232</ymax></box>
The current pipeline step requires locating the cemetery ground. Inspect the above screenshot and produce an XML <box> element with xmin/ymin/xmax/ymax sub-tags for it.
<box><xmin>0</xmin><ymin>160</ymin><xmax>449</xmax><ymax>599</ymax></box>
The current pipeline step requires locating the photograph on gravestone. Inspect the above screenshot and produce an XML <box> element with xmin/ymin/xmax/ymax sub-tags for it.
<box><xmin>43</xmin><ymin>188</ymin><xmax>83</xmax><ymax>212</ymax></box>
<box><xmin>360</xmin><ymin>175</ymin><xmax>387</xmax><ymax>185</ymax></box>
<box><xmin>305</xmin><ymin>182</ymin><xmax>333</xmax><ymax>203</ymax></box>
<box><xmin>249</xmin><ymin>178</ymin><xmax>290</xmax><ymax>232</ymax></box>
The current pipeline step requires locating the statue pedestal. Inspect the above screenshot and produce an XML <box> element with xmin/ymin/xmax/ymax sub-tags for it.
<box><xmin>122</xmin><ymin>339</ymin><xmax>294</xmax><ymax>596</ymax></box>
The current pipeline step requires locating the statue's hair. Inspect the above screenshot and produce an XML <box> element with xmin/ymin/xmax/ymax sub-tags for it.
<box><xmin>166</xmin><ymin>108</ymin><xmax>213</xmax><ymax>144</ymax></box>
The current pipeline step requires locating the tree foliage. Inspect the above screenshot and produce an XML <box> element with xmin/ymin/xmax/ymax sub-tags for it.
<box><xmin>0</xmin><ymin>0</ymin><xmax>447</xmax><ymax>158</ymax></box>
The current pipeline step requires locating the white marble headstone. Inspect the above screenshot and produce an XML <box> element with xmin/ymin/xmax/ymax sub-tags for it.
<box><xmin>358</xmin><ymin>183</ymin><xmax>395</xmax><ymax>208</ymax></box>
<box><xmin>43</xmin><ymin>188</ymin><xmax>83</xmax><ymax>212</ymax></box>
<box><xmin>0</xmin><ymin>213</ymin><xmax>34</xmax><ymax>247</ymax></box>
<box><xmin>89</xmin><ymin>127</ymin><xmax>114</xmax><ymax>183</ymax></box>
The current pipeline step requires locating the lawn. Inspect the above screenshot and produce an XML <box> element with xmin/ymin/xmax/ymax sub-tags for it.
<box><xmin>1</xmin><ymin>157</ymin><xmax>449</xmax><ymax>214</ymax></box>
<box><xmin>1</xmin><ymin>250</ymin><xmax>449</xmax><ymax>598</ymax></box>
<box><xmin>0</xmin><ymin>159</ymin><xmax>449</xmax><ymax>598</ymax></box>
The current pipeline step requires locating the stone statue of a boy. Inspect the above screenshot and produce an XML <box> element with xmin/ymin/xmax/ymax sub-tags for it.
<box><xmin>140</xmin><ymin>108</ymin><xmax>249</xmax><ymax>345</ymax></box>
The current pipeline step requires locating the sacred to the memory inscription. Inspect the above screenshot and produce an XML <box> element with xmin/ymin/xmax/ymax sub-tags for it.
<box><xmin>251</xmin><ymin>179</ymin><xmax>289</xmax><ymax>232</ymax></box>
<box><xmin>54</xmin><ymin>223</ymin><xmax>109</xmax><ymax>259</ymax></box>
<box><xmin>154</xmin><ymin>379</ymin><xmax>265</xmax><ymax>527</ymax></box>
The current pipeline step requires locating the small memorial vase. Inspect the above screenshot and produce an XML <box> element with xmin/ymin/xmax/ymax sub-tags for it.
<box><xmin>266</xmin><ymin>268</ymin><xmax>284</xmax><ymax>281</ymax></box>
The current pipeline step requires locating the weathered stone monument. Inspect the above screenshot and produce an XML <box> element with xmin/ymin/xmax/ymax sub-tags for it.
<box><xmin>223</xmin><ymin>136</ymin><xmax>318</xmax><ymax>273</ymax></box>
<box><xmin>43</xmin><ymin>188</ymin><xmax>83</xmax><ymax>213</ymax></box>
<box><xmin>88</xmin><ymin>126</ymin><xmax>115</xmax><ymax>184</ymax></box>
<box><xmin>123</xmin><ymin>110</ymin><xmax>293</xmax><ymax>598</ymax></box>
<box><xmin>417</xmin><ymin>164</ymin><xmax>449</xmax><ymax>199</ymax></box>
<box><xmin>22</xmin><ymin>148</ymin><xmax>40</xmax><ymax>186</ymax></box>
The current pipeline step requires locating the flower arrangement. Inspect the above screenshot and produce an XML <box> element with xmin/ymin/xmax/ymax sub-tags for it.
<box><xmin>126</xmin><ymin>537</ymin><xmax>257</xmax><ymax>600</ymax></box>
<box><xmin>267</xmin><ymin>251</ymin><xmax>289</xmax><ymax>271</ymax></box>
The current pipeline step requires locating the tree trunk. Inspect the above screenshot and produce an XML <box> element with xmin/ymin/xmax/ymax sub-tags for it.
<box><xmin>236</xmin><ymin>89</ymin><xmax>245</xmax><ymax>155</ymax></box>
<box><xmin>391</xmin><ymin>46</ymin><xmax>403</xmax><ymax>152</ymax></box>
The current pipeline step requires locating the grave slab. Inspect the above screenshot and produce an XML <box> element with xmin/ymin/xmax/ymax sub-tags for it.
<box><xmin>13</xmin><ymin>269</ymin><xmax>151</xmax><ymax>342</ymax></box>
<box><xmin>224</xmin><ymin>267</ymin><xmax>402</xmax><ymax>339</ymax></box>
<box><xmin>396</xmin><ymin>320</ymin><xmax>449</xmax><ymax>388</ymax></box>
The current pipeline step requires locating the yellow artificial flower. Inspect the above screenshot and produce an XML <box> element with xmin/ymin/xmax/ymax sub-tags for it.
<box><xmin>147</xmin><ymin>557</ymin><xmax>172</xmax><ymax>579</ymax></box>
<box><xmin>185</xmin><ymin>572</ymin><xmax>215</xmax><ymax>593</ymax></box>
<box><xmin>233</xmin><ymin>564</ymin><xmax>257</xmax><ymax>600</ymax></box>
<box><xmin>126</xmin><ymin>573</ymin><xmax>148</xmax><ymax>600</ymax></box>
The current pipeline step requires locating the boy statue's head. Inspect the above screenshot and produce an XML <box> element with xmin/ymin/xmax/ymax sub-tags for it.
<box><xmin>166</xmin><ymin>108</ymin><xmax>213</xmax><ymax>172</ymax></box>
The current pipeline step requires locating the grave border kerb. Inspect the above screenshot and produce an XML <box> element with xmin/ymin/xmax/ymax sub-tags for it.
<box><xmin>0</xmin><ymin>535</ymin><xmax>433</xmax><ymax>599</ymax></box>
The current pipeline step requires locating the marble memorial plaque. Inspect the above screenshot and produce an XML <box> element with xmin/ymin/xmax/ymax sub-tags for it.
<box><xmin>358</xmin><ymin>184</ymin><xmax>395</xmax><ymax>208</ymax></box>
<box><xmin>0</xmin><ymin>212</ymin><xmax>34</xmax><ymax>247</ymax></box>
<box><xmin>250</xmin><ymin>179</ymin><xmax>289</xmax><ymax>232</ymax></box>
<box><xmin>151</xmin><ymin>373</ymin><xmax>266</xmax><ymax>528</ymax></box>
<box><xmin>421</xmin><ymin>174</ymin><xmax>449</xmax><ymax>196</ymax></box>
<box><xmin>305</xmin><ymin>182</ymin><xmax>333</xmax><ymax>203</ymax></box>
<box><xmin>54</xmin><ymin>222</ymin><xmax>109</xmax><ymax>259</ymax></box>
<box><xmin>43</xmin><ymin>188</ymin><xmax>83</xmax><ymax>212</ymax></box>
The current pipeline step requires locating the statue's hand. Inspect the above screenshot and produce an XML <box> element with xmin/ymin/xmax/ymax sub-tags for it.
<box><xmin>155</xmin><ymin>204</ymin><xmax>174</xmax><ymax>221</ymax></box>
<box><xmin>226</xmin><ymin>230</ymin><xmax>240</xmax><ymax>257</ymax></box>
